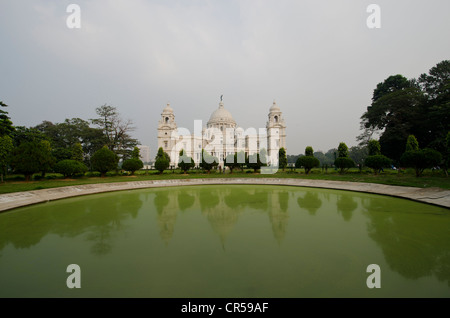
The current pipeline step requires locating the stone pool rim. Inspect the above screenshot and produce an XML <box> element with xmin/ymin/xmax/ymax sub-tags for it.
<box><xmin>0</xmin><ymin>178</ymin><xmax>449</xmax><ymax>212</ymax></box>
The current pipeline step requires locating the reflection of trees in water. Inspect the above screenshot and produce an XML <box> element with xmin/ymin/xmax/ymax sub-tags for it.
<box><xmin>336</xmin><ymin>195</ymin><xmax>357</xmax><ymax>221</ymax></box>
<box><xmin>0</xmin><ymin>191</ymin><xmax>144</xmax><ymax>256</ymax></box>
<box><xmin>178</xmin><ymin>190</ymin><xmax>195</xmax><ymax>211</ymax></box>
<box><xmin>0</xmin><ymin>209</ymin><xmax>53</xmax><ymax>250</ymax></box>
<box><xmin>297</xmin><ymin>191</ymin><xmax>322</xmax><ymax>215</ymax></box>
<box><xmin>363</xmin><ymin>198</ymin><xmax>450</xmax><ymax>285</ymax></box>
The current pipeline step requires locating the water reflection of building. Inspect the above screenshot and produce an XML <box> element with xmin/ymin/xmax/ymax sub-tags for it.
<box><xmin>201</xmin><ymin>188</ymin><xmax>241</xmax><ymax>249</ymax></box>
<box><xmin>154</xmin><ymin>190</ymin><xmax>178</xmax><ymax>245</ymax></box>
<box><xmin>268</xmin><ymin>191</ymin><xmax>290</xmax><ymax>244</ymax></box>
<box><xmin>150</xmin><ymin>186</ymin><xmax>293</xmax><ymax>246</ymax></box>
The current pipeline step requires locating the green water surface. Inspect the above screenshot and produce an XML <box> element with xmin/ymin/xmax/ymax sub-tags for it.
<box><xmin>0</xmin><ymin>185</ymin><xmax>449</xmax><ymax>297</ymax></box>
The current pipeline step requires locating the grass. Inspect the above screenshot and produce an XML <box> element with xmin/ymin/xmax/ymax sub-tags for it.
<box><xmin>0</xmin><ymin>167</ymin><xmax>448</xmax><ymax>194</ymax></box>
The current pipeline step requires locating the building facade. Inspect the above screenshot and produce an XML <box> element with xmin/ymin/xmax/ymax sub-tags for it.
<box><xmin>157</xmin><ymin>99</ymin><xmax>286</xmax><ymax>168</ymax></box>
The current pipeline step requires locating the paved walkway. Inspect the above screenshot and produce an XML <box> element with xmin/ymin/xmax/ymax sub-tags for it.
<box><xmin>0</xmin><ymin>178</ymin><xmax>449</xmax><ymax>212</ymax></box>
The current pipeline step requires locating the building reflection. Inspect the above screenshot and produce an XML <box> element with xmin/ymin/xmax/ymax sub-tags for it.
<box><xmin>268</xmin><ymin>191</ymin><xmax>289</xmax><ymax>244</ymax></box>
<box><xmin>154</xmin><ymin>190</ymin><xmax>178</xmax><ymax>245</ymax></box>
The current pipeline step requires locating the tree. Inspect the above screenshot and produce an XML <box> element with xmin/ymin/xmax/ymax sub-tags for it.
<box><xmin>443</xmin><ymin>131</ymin><xmax>450</xmax><ymax>176</ymax></box>
<box><xmin>368</xmin><ymin>139</ymin><xmax>381</xmax><ymax>156</ymax></box>
<box><xmin>400</xmin><ymin>148</ymin><xmax>442</xmax><ymax>177</ymax></box>
<box><xmin>155</xmin><ymin>147</ymin><xmax>170</xmax><ymax>162</ymax></box>
<box><xmin>91</xmin><ymin>105</ymin><xmax>138</xmax><ymax>160</ymax></box>
<box><xmin>91</xmin><ymin>145</ymin><xmax>118</xmax><ymax>177</ymax></box>
<box><xmin>417</xmin><ymin>60</ymin><xmax>450</xmax><ymax>153</ymax></box>
<box><xmin>131</xmin><ymin>146</ymin><xmax>140</xmax><ymax>160</ymax></box>
<box><xmin>122</xmin><ymin>158</ymin><xmax>143</xmax><ymax>175</ymax></box>
<box><xmin>247</xmin><ymin>153</ymin><xmax>265</xmax><ymax>172</ymax></box>
<box><xmin>178</xmin><ymin>149</ymin><xmax>194</xmax><ymax>174</ymax></box>
<box><xmin>305</xmin><ymin>146</ymin><xmax>314</xmax><ymax>157</ymax></box>
<box><xmin>0</xmin><ymin>135</ymin><xmax>13</xmax><ymax>182</ymax></box>
<box><xmin>122</xmin><ymin>146</ymin><xmax>144</xmax><ymax>174</ymax></box>
<box><xmin>358</xmin><ymin>61</ymin><xmax>449</xmax><ymax>162</ymax></box>
<box><xmin>54</xmin><ymin>160</ymin><xmax>88</xmax><ymax>178</ymax></box>
<box><xmin>348</xmin><ymin>145</ymin><xmax>368</xmax><ymax>167</ymax></box>
<box><xmin>364</xmin><ymin>139</ymin><xmax>391</xmax><ymax>174</ymax></box>
<box><xmin>334</xmin><ymin>142</ymin><xmax>355</xmax><ymax>174</ymax></box>
<box><xmin>199</xmin><ymin>149</ymin><xmax>218</xmax><ymax>173</ymax></box>
<box><xmin>34</xmin><ymin>118</ymin><xmax>106</xmax><ymax>166</ymax></box>
<box><xmin>10</xmin><ymin>140</ymin><xmax>55</xmax><ymax>181</ymax></box>
<box><xmin>0</xmin><ymin>101</ymin><xmax>14</xmax><ymax>137</ymax></box>
<box><xmin>72</xmin><ymin>142</ymin><xmax>84</xmax><ymax>162</ymax></box>
<box><xmin>37</xmin><ymin>140</ymin><xmax>55</xmax><ymax>177</ymax></box>
<box><xmin>337</xmin><ymin>142</ymin><xmax>349</xmax><ymax>158</ymax></box>
<box><xmin>295</xmin><ymin>146</ymin><xmax>320</xmax><ymax>174</ymax></box>
<box><xmin>365</xmin><ymin>155</ymin><xmax>392</xmax><ymax>175</ymax></box>
<box><xmin>405</xmin><ymin>135</ymin><xmax>419</xmax><ymax>151</ymax></box>
<box><xmin>11</xmin><ymin>126</ymin><xmax>48</xmax><ymax>146</ymax></box>
<box><xmin>154</xmin><ymin>147</ymin><xmax>170</xmax><ymax>174</ymax></box>
<box><xmin>334</xmin><ymin>157</ymin><xmax>355</xmax><ymax>174</ymax></box>
<box><xmin>155</xmin><ymin>157</ymin><xmax>169</xmax><ymax>174</ymax></box>
<box><xmin>224</xmin><ymin>153</ymin><xmax>239</xmax><ymax>174</ymax></box>
<box><xmin>278</xmin><ymin>147</ymin><xmax>287</xmax><ymax>171</ymax></box>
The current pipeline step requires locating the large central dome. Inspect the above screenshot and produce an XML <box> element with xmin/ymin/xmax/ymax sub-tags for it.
<box><xmin>207</xmin><ymin>101</ymin><xmax>236</xmax><ymax>127</ymax></box>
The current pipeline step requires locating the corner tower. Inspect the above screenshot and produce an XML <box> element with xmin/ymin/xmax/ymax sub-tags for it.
<box><xmin>157</xmin><ymin>103</ymin><xmax>177</xmax><ymax>164</ymax></box>
<box><xmin>266</xmin><ymin>101</ymin><xmax>286</xmax><ymax>159</ymax></box>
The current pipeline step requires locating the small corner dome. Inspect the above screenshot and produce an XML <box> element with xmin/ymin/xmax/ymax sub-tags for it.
<box><xmin>162</xmin><ymin>103</ymin><xmax>174</xmax><ymax>114</ymax></box>
<box><xmin>270</xmin><ymin>101</ymin><xmax>280</xmax><ymax>112</ymax></box>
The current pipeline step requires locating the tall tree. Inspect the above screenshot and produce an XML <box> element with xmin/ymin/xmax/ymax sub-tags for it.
<box><xmin>91</xmin><ymin>105</ymin><xmax>138</xmax><ymax>160</ymax></box>
<box><xmin>178</xmin><ymin>149</ymin><xmax>194</xmax><ymax>174</ymax></box>
<box><xmin>278</xmin><ymin>147</ymin><xmax>287</xmax><ymax>171</ymax></box>
<box><xmin>11</xmin><ymin>140</ymin><xmax>55</xmax><ymax>181</ymax></box>
<box><xmin>0</xmin><ymin>135</ymin><xmax>13</xmax><ymax>182</ymax></box>
<box><xmin>358</xmin><ymin>61</ymin><xmax>449</xmax><ymax>162</ymax></box>
<box><xmin>368</xmin><ymin>139</ymin><xmax>381</xmax><ymax>156</ymax></box>
<box><xmin>71</xmin><ymin>142</ymin><xmax>84</xmax><ymax>162</ymax></box>
<box><xmin>334</xmin><ymin>142</ymin><xmax>355</xmax><ymax>174</ymax></box>
<box><xmin>0</xmin><ymin>101</ymin><xmax>14</xmax><ymax>137</ymax></box>
<box><xmin>365</xmin><ymin>139</ymin><xmax>391</xmax><ymax>175</ymax></box>
<box><xmin>154</xmin><ymin>147</ymin><xmax>170</xmax><ymax>174</ymax></box>
<box><xmin>405</xmin><ymin>135</ymin><xmax>419</xmax><ymax>152</ymax></box>
<box><xmin>417</xmin><ymin>60</ymin><xmax>450</xmax><ymax>152</ymax></box>
<box><xmin>131</xmin><ymin>146</ymin><xmax>140</xmax><ymax>160</ymax></box>
<box><xmin>34</xmin><ymin>118</ymin><xmax>106</xmax><ymax>164</ymax></box>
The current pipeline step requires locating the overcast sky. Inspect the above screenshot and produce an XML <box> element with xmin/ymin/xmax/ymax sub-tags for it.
<box><xmin>1</xmin><ymin>0</ymin><xmax>449</xmax><ymax>156</ymax></box>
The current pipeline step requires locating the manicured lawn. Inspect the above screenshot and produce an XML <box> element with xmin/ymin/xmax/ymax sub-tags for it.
<box><xmin>0</xmin><ymin>167</ymin><xmax>448</xmax><ymax>194</ymax></box>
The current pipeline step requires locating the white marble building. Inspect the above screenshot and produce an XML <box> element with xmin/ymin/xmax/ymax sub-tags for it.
<box><xmin>157</xmin><ymin>99</ymin><xmax>286</xmax><ymax>167</ymax></box>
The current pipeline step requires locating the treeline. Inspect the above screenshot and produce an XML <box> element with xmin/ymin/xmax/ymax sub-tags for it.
<box><xmin>0</xmin><ymin>104</ymin><xmax>140</xmax><ymax>181</ymax></box>
<box><xmin>290</xmin><ymin>60</ymin><xmax>449</xmax><ymax>177</ymax></box>
<box><xmin>155</xmin><ymin>147</ymin><xmax>284</xmax><ymax>174</ymax></box>
<box><xmin>358</xmin><ymin>60</ymin><xmax>449</xmax><ymax>165</ymax></box>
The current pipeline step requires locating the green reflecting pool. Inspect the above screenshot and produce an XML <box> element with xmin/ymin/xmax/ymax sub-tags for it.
<box><xmin>0</xmin><ymin>185</ymin><xmax>449</xmax><ymax>297</ymax></box>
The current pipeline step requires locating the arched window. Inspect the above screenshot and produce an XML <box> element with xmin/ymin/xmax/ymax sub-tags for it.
<box><xmin>274</xmin><ymin>116</ymin><xmax>278</xmax><ymax>123</ymax></box>
<box><xmin>165</xmin><ymin>117</ymin><xmax>169</xmax><ymax>123</ymax></box>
